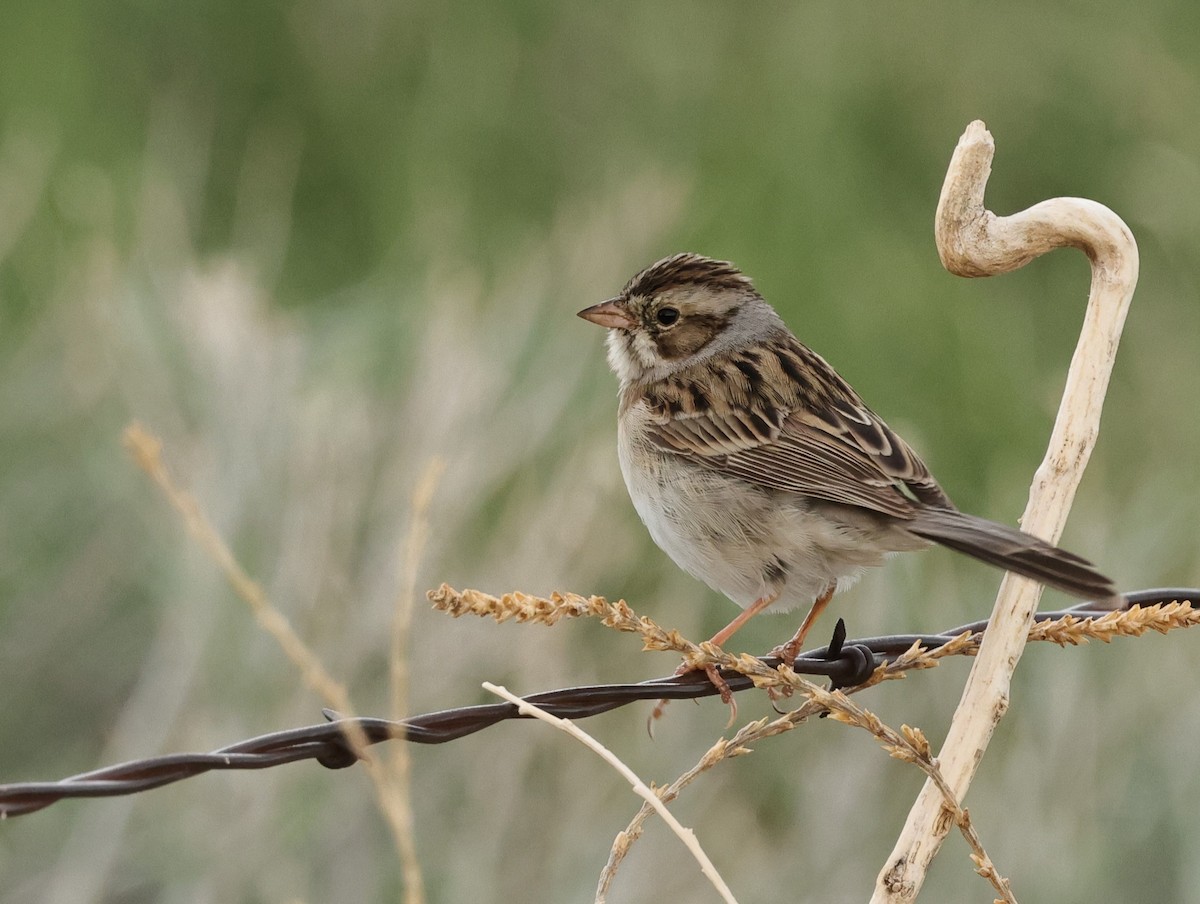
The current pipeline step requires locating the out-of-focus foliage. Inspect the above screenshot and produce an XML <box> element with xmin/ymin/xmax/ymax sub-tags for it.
<box><xmin>0</xmin><ymin>2</ymin><xmax>1197</xmax><ymax>902</ymax></box>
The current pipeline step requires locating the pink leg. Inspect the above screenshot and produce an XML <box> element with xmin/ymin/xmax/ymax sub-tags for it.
<box><xmin>710</xmin><ymin>592</ymin><xmax>781</xmax><ymax>647</ymax></box>
<box><xmin>651</xmin><ymin>592</ymin><xmax>780</xmax><ymax>726</ymax></box>
<box><xmin>769</xmin><ymin>583</ymin><xmax>836</xmax><ymax>665</ymax></box>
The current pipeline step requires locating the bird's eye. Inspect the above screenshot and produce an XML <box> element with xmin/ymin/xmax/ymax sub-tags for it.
<box><xmin>655</xmin><ymin>306</ymin><xmax>680</xmax><ymax>327</ymax></box>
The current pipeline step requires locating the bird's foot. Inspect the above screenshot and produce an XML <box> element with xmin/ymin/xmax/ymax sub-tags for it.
<box><xmin>649</xmin><ymin>661</ymin><xmax>737</xmax><ymax>732</ymax></box>
<box><xmin>763</xmin><ymin>638</ymin><xmax>806</xmax><ymax>710</ymax></box>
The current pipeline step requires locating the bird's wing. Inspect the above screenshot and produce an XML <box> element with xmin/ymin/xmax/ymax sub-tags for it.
<box><xmin>638</xmin><ymin>342</ymin><xmax>953</xmax><ymax>519</ymax></box>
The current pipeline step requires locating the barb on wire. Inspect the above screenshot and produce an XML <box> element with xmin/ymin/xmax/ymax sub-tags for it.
<box><xmin>0</xmin><ymin>588</ymin><xmax>1195</xmax><ymax>820</ymax></box>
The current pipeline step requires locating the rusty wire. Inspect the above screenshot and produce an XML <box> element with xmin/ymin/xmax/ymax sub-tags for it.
<box><xmin>1</xmin><ymin>587</ymin><xmax>1195</xmax><ymax>820</ymax></box>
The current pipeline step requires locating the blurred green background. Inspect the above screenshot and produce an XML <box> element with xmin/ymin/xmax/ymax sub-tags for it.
<box><xmin>1</xmin><ymin>1</ymin><xmax>1198</xmax><ymax>901</ymax></box>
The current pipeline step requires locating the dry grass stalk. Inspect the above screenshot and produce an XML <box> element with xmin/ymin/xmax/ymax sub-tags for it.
<box><xmin>385</xmin><ymin>457</ymin><xmax>445</xmax><ymax>904</ymax></box>
<box><xmin>811</xmin><ymin>688</ymin><xmax>1017</xmax><ymax>903</ymax></box>
<box><xmin>427</xmin><ymin>584</ymin><xmax>614</xmax><ymax>625</ymax></box>
<box><xmin>429</xmin><ymin>586</ymin><xmax>1198</xmax><ymax>682</ymax></box>
<box><xmin>1030</xmin><ymin>601</ymin><xmax>1200</xmax><ymax>644</ymax></box>
<box><xmin>596</xmin><ymin>712</ymin><xmax>800</xmax><ymax>901</ymax></box>
<box><xmin>482</xmin><ymin>682</ymin><xmax>740</xmax><ymax>904</ymax></box>
<box><xmin>597</xmin><ymin>660</ymin><xmax>1018</xmax><ymax>901</ymax></box>
<box><xmin>434</xmin><ymin>584</ymin><xmax>1200</xmax><ymax>900</ymax></box>
<box><xmin>428</xmin><ymin>582</ymin><xmax>722</xmax><ymax>668</ymax></box>
<box><xmin>392</xmin><ymin>458</ymin><xmax>446</xmax><ymax>721</ymax></box>
<box><xmin>875</xmin><ymin>119</ymin><xmax>1139</xmax><ymax>902</ymax></box>
<box><xmin>124</xmin><ymin>421</ymin><xmax>424</xmax><ymax>897</ymax></box>
<box><xmin>711</xmin><ymin>670</ymin><xmax>1019</xmax><ymax>902</ymax></box>
<box><xmin>124</xmin><ymin>423</ymin><xmax>356</xmax><ymax>712</ymax></box>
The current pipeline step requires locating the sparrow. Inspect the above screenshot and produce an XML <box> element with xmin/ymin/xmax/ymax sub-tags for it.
<box><xmin>578</xmin><ymin>253</ymin><xmax>1118</xmax><ymax>708</ymax></box>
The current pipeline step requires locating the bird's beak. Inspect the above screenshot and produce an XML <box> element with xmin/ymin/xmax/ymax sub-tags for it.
<box><xmin>577</xmin><ymin>298</ymin><xmax>637</xmax><ymax>330</ymax></box>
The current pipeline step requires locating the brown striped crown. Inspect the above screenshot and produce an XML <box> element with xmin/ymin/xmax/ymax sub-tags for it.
<box><xmin>623</xmin><ymin>253</ymin><xmax>754</xmax><ymax>299</ymax></box>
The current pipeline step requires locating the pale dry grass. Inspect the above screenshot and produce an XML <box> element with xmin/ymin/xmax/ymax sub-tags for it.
<box><xmin>431</xmin><ymin>584</ymin><xmax>1200</xmax><ymax>902</ymax></box>
<box><xmin>125</xmin><ymin>421</ymin><xmax>431</xmax><ymax>902</ymax></box>
<box><xmin>3</xmin><ymin>16</ymin><xmax>1200</xmax><ymax>898</ymax></box>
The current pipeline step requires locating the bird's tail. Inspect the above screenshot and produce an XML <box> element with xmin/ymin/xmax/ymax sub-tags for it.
<box><xmin>908</xmin><ymin>507</ymin><xmax>1119</xmax><ymax>604</ymax></box>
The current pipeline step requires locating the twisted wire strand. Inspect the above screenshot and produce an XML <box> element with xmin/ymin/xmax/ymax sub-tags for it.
<box><xmin>1</xmin><ymin>588</ymin><xmax>1194</xmax><ymax>819</ymax></box>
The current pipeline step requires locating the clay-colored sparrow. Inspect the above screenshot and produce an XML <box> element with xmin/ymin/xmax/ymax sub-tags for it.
<box><xmin>579</xmin><ymin>253</ymin><xmax>1117</xmax><ymax>702</ymax></box>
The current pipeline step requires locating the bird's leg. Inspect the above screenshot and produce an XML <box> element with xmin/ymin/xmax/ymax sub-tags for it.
<box><xmin>768</xmin><ymin>583</ymin><xmax>836</xmax><ymax>668</ymax></box>
<box><xmin>761</xmin><ymin>583</ymin><xmax>836</xmax><ymax>707</ymax></box>
<box><xmin>650</xmin><ymin>592</ymin><xmax>780</xmax><ymax>726</ymax></box>
<box><xmin>709</xmin><ymin>591</ymin><xmax>781</xmax><ymax>646</ymax></box>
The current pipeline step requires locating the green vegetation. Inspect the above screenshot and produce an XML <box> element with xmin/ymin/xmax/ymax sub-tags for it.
<box><xmin>1</xmin><ymin>2</ymin><xmax>1198</xmax><ymax>901</ymax></box>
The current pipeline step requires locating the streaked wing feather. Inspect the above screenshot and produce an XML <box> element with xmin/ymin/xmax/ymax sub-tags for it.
<box><xmin>637</xmin><ymin>336</ymin><xmax>953</xmax><ymax>518</ymax></box>
<box><xmin>804</xmin><ymin>402</ymin><xmax>950</xmax><ymax>507</ymax></box>
<box><xmin>649</xmin><ymin>408</ymin><xmax>932</xmax><ymax>519</ymax></box>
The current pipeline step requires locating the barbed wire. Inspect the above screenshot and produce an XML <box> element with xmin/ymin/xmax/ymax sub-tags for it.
<box><xmin>1</xmin><ymin>587</ymin><xmax>1195</xmax><ymax>820</ymax></box>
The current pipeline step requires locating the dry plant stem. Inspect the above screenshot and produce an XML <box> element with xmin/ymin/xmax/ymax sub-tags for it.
<box><xmin>430</xmin><ymin>586</ymin><xmax>1198</xmax><ymax>684</ymax></box>
<box><xmin>872</xmin><ymin>121</ymin><xmax>1138</xmax><ymax>902</ymax></box>
<box><xmin>597</xmin><ymin>712</ymin><xmax>805</xmax><ymax>902</ymax></box>
<box><xmin>482</xmin><ymin>683</ymin><xmax>740</xmax><ymax>904</ymax></box>
<box><xmin>431</xmin><ymin>587</ymin><xmax>1193</xmax><ymax>899</ymax></box>
<box><xmin>124</xmin><ymin>424</ymin><xmax>357</xmax><ymax>713</ymax></box>
<box><xmin>392</xmin><ymin>458</ymin><xmax>446</xmax><ymax>722</ymax></box>
<box><xmin>123</xmin><ymin>423</ymin><xmax>418</xmax><ymax>879</ymax></box>
<box><xmin>388</xmin><ymin>458</ymin><xmax>445</xmax><ymax>904</ymax></box>
<box><xmin>599</xmin><ymin>674</ymin><xmax>1017</xmax><ymax>903</ymax></box>
<box><xmin>809</xmin><ymin>687</ymin><xmax>1017</xmax><ymax>904</ymax></box>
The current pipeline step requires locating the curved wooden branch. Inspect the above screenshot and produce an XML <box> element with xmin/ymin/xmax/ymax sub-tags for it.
<box><xmin>871</xmin><ymin>121</ymin><xmax>1138</xmax><ymax>902</ymax></box>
